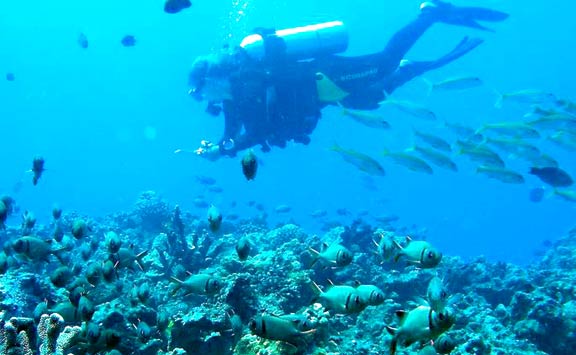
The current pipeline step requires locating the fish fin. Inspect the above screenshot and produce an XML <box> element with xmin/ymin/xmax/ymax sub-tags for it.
<box><xmin>170</xmin><ymin>276</ymin><xmax>183</xmax><ymax>284</ymax></box>
<box><xmin>310</xmin><ymin>281</ymin><xmax>322</xmax><ymax>295</ymax></box>
<box><xmin>354</xmin><ymin>280</ymin><xmax>361</xmax><ymax>287</ymax></box>
<box><xmin>321</xmin><ymin>242</ymin><xmax>329</xmax><ymax>252</ymax></box>
<box><xmin>308</xmin><ymin>247</ymin><xmax>320</xmax><ymax>256</ymax></box>
<box><xmin>405</xmin><ymin>236</ymin><xmax>413</xmax><ymax>243</ymax></box>
<box><xmin>413</xmin><ymin>296</ymin><xmax>429</xmax><ymax>306</ymax></box>
<box><xmin>326</xmin><ymin>279</ymin><xmax>335</xmax><ymax>286</ymax></box>
<box><xmin>385</xmin><ymin>326</ymin><xmax>397</xmax><ymax>335</ymax></box>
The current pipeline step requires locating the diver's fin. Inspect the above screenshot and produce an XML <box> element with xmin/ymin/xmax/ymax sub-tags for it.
<box><xmin>422</xmin><ymin>0</ymin><xmax>509</xmax><ymax>32</ymax></box>
<box><xmin>315</xmin><ymin>72</ymin><xmax>350</xmax><ymax>103</ymax></box>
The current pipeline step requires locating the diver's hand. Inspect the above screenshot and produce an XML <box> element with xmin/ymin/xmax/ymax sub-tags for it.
<box><xmin>194</xmin><ymin>140</ymin><xmax>221</xmax><ymax>161</ymax></box>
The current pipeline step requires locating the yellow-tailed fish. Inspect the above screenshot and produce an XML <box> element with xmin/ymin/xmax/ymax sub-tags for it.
<box><xmin>476</xmin><ymin>165</ymin><xmax>525</xmax><ymax>184</ymax></box>
<box><xmin>331</xmin><ymin>144</ymin><xmax>386</xmax><ymax>176</ymax></box>
<box><xmin>411</xmin><ymin>146</ymin><xmax>458</xmax><ymax>172</ymax></box>
<box><xmin>380</xmin><ymin>99</ymin><xmax>437</xmax><ymax>121</ymax></box>
<box><xmin>528</xmin><ymin>113</ymin><xmax>576</xmax><ymax>131</ymax></box>
<box><xmin>554</xmin><ymin>189</ymin><xmax>576</xmax><ymax>202</ymax></box>
<box><xmin>477</xmin><ymin>122</ymin><xmax>540</xmax><ymax>139</ymax></box>
<box><xmin>494</xmin><ymin>89</ymin><xmax>556</xmax><ymax>108</ymax></box>
<box><xmin>548</xmin><ymin>131</ymin><xmax>576</xmax><ymax>151</ymax></box>
<box><xmin>555</xmin><ymin>99</ymin><xmax>576</xmax><ymax>115</ymax></box>
<box><xmin>413</xmin><ymin>130</ymin><xmax>452</xmax><ymax>152</ymax></box>
<box><xmin>528</xmin><ymin>153</ymin><xmax>559</xmax><ymax>168</ymax></box>
<box><xmin>458</xmin><ymin>146</ymin><xmax>506</xmax><ymax>167</ymax></box>
<box><xmin>423</xmin><ymin>76</ymin><xmax>482</xmax><ymax>94</ymax></box>
<box><xmin>341</xmin><ymin>107</ymin><xmax>391</xmax><ymax>130</ymax></box>
<box><xmin>382</xmin><ymin>149</ymin><xmax>433</xmax><ymax>174</ymax></box>
<box><xmin>483</xmin><ymin>137</ymin><xmax>541</xmax><ymax>160</ymax></box>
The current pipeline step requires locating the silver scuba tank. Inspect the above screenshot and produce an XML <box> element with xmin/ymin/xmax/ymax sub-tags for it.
<box><xmin>239</xmin><ymin>21</ymin><xmax>348</xmax><ymax>61</ymax></box>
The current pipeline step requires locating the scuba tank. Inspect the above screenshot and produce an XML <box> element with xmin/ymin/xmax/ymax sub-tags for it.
<box><xmin>239</xmin><ymin>21</ymin><xmax>348</xmax><ymax>61</ymax></box>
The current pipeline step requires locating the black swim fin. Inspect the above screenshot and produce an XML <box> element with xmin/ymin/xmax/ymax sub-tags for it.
<box><xmin>422</xmin><ymin>0</ymin><xmax>509</xmax><ymax>32</ymax></box>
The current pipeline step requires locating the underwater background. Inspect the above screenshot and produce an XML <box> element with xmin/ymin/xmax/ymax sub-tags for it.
<box><xmin>1</xmin><ymin>0</ymin><xmax>575</xmax><ymax>264</ymax></box>
<box><xmin>1</xmin><ymin>1</ymin><xmax>576</xmax><ymax>355</ymax></box>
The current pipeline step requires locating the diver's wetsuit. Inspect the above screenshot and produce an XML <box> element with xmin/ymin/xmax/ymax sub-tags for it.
<box><xmin>216</xmin><ymin>1</ymin><xmax>508</xmax><ymax>156</ymax></box>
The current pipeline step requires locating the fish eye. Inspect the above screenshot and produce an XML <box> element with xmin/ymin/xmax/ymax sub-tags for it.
<box><xmin>438</xmin><ymin>313</ymin><xmax>445</xmax><ymax>321</ymax></box>
<box><xmin>441</xmin><ymin>291</ymin><xmax>447</xmax><ymax>298</ymax></box>
<box><xmin>248</xmin><ymin>320</ymin><xmax>256</xmax><ymax>330</ymax></box>
<box><xmin>427</xmin><ymin>251</ymin><xmax>435</xmax><ymax>259</ymax></box>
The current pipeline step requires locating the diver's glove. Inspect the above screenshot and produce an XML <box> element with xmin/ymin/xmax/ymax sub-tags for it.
<box><xmin>194</xmin><ymin>140</ymin><xmax>222</xmax><ymax>161</ymax></box>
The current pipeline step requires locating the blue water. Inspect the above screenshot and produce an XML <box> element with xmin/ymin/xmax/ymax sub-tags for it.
<box><xmin>1</xmin><ymin>0</ymin><xmax>575</xmax><ymax>265</ymax></box>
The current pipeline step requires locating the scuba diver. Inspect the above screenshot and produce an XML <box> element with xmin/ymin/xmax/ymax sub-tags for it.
<box><xmin>188</xmin><ymin>0</ymin><xmax>509</xmax><ymax>160</ymax></box>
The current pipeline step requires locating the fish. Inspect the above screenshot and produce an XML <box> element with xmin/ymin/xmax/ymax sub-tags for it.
<box><xmin>526</xmin><ymin>153</ymin><xmax>559</xmax><ymax>169</ymax></box>
<box><xmin>207</xmin><ymin>205</ymin><xmax>222</xmax><ymax>232</ymax></box>
<box><xmin>341</xmin><ymin>107</ymin><xmax>391</xmax><ymax>129</ymax></box>
<box><xmin>413</xmin><ymin>130</ymin><xmax>452</xmax><ymax>152</ymax></box>
<box><xmin>102</xmin><ymin>260</ymin><xmax>117</xmax><ymax>282</ymax></box>
<box><xmin>78</xmin><ymin>33</ymin><xmax>89</xmax><ymax>49</ymax></box>
<box><xmin>393</xmin><ymin>237</ymin><xmax>442</xmax><ymax>268</ymax></box>
<box><xmin>483</xmin><ymin>137</ymin><xmax>541</xmax><ymax>160</ymax></box>
<box><xmin>208</xmin><ymin>185</ymin><xmax>224</xmax><ymax>193</ymax></box>
<box><xmin>529</xmin><ymin>187</ymin><xmax>546</xmax><ymax>203</ymax></box>
<box><xmin>411</xmin><ymin>146</ymin><xmax>458</xmax><ymax>172</ymax></box>
<box><xmin>529</xmin><ymin>167</ymin><xmax>573</xmax><ymax>187</ymax></box>
<box><xmin>241</xmin><ymin>149</ymin><xmax>258</xmax><ymax>180</ymax></box>
<box><xmin>426</xmin><ymin>276</ymin><xmax>449</xmax><ymax>313</ymax></box>
<box><xmin>386</xmin><ymin>305</ymin><xmax>454</xmax><ymax>355</ymax></box>
<box><xmin>249</xmin><ymin>314</ymin><xmax>315</xmax><ymax>347</ymax></box>
<box><xmin>120</xmin><ymin>35</ymin><xmax>136</xmax><ymax>47</ymax></box>
<box><xmin>0</xmin><ymin>196</ymin><xmax>14</xmax><ymax>228</ymax></box>
<box><xmin>106</xmin><ymin>231</ymin><xmax>122</xmax><ymax>253</ymax></box>
<box><xmin>310</xmin><ymin>281</ymin><xmax>366</xmax><ymax>314</ymax></box>
<box><xmin>382</xmin><ymin>150</ymin><xmax>433</xmax><ymax>174</ymax></box>
<box><xmin>477</xmin><ymin>122</ymin><xmax>540</xmax><ymax>139</ymax></box>
<box><xmin>528</xmin><ymin>113</ymin><xmax>576</xmax><ymax>131</ymax></box>
<box><xmin>459</xmin><ymin>146</ymin><xmax>506</xmax><ymax>167</ymax></box>
<box><xmin>235</xmin><ymin>236</ymin><xmax>251</xmax><ymax>261</ymax></box>
<box><xmin>476</xmin><ymin>165</ymin><xmax>525</xmax><ymax>184</ymax></box>
<box><xmin>555</xmin><ymin>99</ymin><xmax>576</xmax><ymax>115</ymax></box>
<box><xmin>6</xmin><ymin>73</ymin><xmax>15</xmax><ymax>81</ymax></box>
<box><xmin>193</xmin><ymin>197</ymin><xmax>209</xmax><ymax>208</ymax></box>
<box><xmin>52</xmin><ymin>206</ymin><xmax>62</xmax><ymax>220</ymax></box>
<box><xmin>434</xmin><ymin>333</ymin><xmax>457</xmax><ymax>354</ymax></box>
<box><xmin>275</xmin><ymin>204</ymin><xmax>292</xmax><ymax>213</ymax></box>
<box><xmin>86</xmin><ymin>262</ymin><xmax>102</xmax><ymax>285</ymax></box>
<box><xmin>12</xmin><ymin>236</ymin><xmax>68</xmax><ymax>262</ymax></box>
<box><xmin>418</xmin><ymin>345</ymin><xmax>438</xmax><ymax>355</ymax></box>
<box><xmin>309</xmin><ymin>242</ymin><xmax>353</xmax><ymax>268</ymax></box>
<box><xmin>355</xmin><ymin>283</ymin><xmax>385</xmax><ymax>307</ymax></box>
<box><xmin>164</xmin><ymin>0</ymin><xmax>192</xmax><ymax>14</ymax></box>
<box><xmin>170</xmin><ymin>274</ymin><xmax>222</xmax><ymax>296</ymax></box>
<box><xmin>424</xmin><ymin>76</ymin><xmax>483</xmax><ymax>94</ymax></box>
<box><xmin>548</xmin><ymin>131</ymin><xmax>576</xmax><ymax>151</ymax></box>
<box><xmin>554</xmin><ymin>189</ymin><xmax>576</xmax><ymax>202</ymax></box>
<box><xmin>495</xmin><ymin>89</ymin><xmax>556</xmax><ymax>108</ymax></box>
<box><xmin>195</xmin><ymin>175</ymin><xmax>217</xmax><ymax>186</ymax></box>
<box><xmin>373</xmin><ymin>232</ymin><xmax>397</xmax><ymax>261</ymax></box>
<box><xmin>135</xmin><ymin>321</ymin><xmax>152</xmax><ymax>343</ymax></box>
<box><xmin>380</xmin><ymin>99</ymin><xmax>437</xmax><ymax>121</ymax></box>
<box><xmin>310</xmin><ymin>209</ymin><xmax>327</xmax><ymax>218</ymax></box>
<box><xmin>330</xmin><ymin>144</ymin><xmax>386</xmax><ymax>176</ymax></box>
<box><xmin>31</xmin><ymin>156</ymin><xmax>45</xmax><ymax>186</ymax></box>
<box><xmin>110</xmin><ymin>246</ymin><xmax>148</xmax><ymax>270</ymax></box>
<box><xmin>72</xmin><ymin>219</ymin><xmax>90</xmax><ymax>239</ymax></box>
<box><xmin>50</xmin><ymin>266</ymin><xmax>74</xmax><ymax>288</ymax></box>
